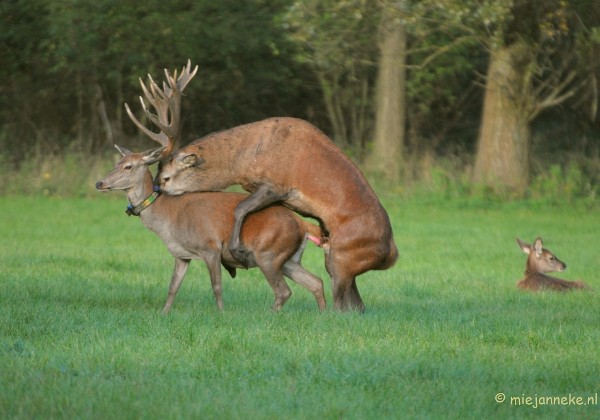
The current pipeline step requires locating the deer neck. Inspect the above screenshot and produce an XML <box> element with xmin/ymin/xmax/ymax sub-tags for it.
<box><xmin>524</xmin><ymin>266</ymin><xmax>540</xmax><ymax>277</ymax></box>
<box><xmin>524</xmin><ymin>257</ymin><xmax>541</xmax><ymax>276</ymax></box>
<box><xmin>205</xmin><ymin>132</ymin><xmax>246</xmax><ymax>171</ymax></box>
<box><xmin>524</xmin><ymin>266</ymin><xmax>556</xmax><ymax>281</ymax></box>
<box><xmin>126</xmin><ymin>170</ymin><xmax>159</xmax><ymax>216</ymax></box>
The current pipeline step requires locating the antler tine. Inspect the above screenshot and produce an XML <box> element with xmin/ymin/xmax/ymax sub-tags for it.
<box><xmin>124</xmin><ymin>102</ymin><xmax>168</xmax><ymax>146</ymax></box>
<box><xmin>176</xmin><ymin>59</ymin><xmax>198</xmax><ymax>91</ymax></box>
<box><xmin>144</xmin><ymin>75</ymin><xmax>176</xmax><ymax>139</ymax></box>
<box><xmin>161</xmin><ymin>69</ymin><xmax>174</xmax><ymax>96</ymax></box>
<box><xmin>122</xmin><ymin>76</ymin><xmax>170</xmax><ymax>148</ymax></box>
<box><xmin>124</xmin><ymin>60</ymin><xmax>197</xmax><ymax>159</ymax></box>
<box><xmin>158</xmin><ymin>60</ymin><xmax>198</xmax><ymax>97</ymax></box>
<box><xmin>147</xmin><ymin>74</ymin><xmax>170</xmax><ymax>102</ymax></box>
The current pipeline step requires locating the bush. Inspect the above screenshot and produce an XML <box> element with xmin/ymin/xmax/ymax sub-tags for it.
<box><xmin>2</xmin><ymin>141</ymin><xmax>599</xmax><ymax>209</ymax></box>
<box><xmin>0</xmin><ymin>149</ymin><xmax>118</xmax><ymax>197</ymax></box>
<box><xmin>529</xmin><ymin>163</ymin><xmax>598</xmax><ymax>206</ymax></box>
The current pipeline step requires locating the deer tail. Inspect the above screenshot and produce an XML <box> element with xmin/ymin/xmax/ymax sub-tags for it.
<box><xmin>304</xmin><ymin>221</ymin><xmax>327</xmax><ymax>248</ymax></box>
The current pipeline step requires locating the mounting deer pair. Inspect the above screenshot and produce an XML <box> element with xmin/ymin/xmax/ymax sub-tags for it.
<box><xmin>96</xmin><ymin>145</ymin><xmax>327</xmax><ymax>313</ymax></box>
<box><xmin>98</xmin><ymin>60</ymin><xmax>398</xmax><ymax>312</ymax></box>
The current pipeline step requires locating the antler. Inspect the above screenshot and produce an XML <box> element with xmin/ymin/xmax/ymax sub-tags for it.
<box><xmin>125</xmin><ymin>59</ymin><xmax>198</xmax><ymax>161</ymax></box>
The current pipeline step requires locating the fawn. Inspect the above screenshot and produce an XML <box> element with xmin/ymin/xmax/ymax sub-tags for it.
<box><xmin>516</xmin><ymin>237</ymin><xmax>589</xmax><ymax>291</ymax></box>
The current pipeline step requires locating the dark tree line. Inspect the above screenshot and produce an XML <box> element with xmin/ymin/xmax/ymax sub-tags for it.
<box><xmin>2</xmin><ymin>0</ymin><xmax>600</xmax><ymax>194</ymax></box>
<box><xmin>1</xmin><ymin>0</ymin><xmax>323</xmax><ymax>159</ymax></box>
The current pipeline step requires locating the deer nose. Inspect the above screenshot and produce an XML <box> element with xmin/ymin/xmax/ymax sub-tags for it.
<box><xmin>95</xmin><ymin>181</ymin><xmax>104</xmax><ymax>190</ymax></box>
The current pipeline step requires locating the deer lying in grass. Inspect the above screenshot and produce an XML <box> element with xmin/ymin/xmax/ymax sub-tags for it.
<box><xmin>128</xmin><ymin>60</ymin><xmax>398</xmax><ymax>311</ymax></box>
<box><xmin>516</xmin><ymin>237</ymin><xmax>589</xmax><ymax>291</ymax></box>
<box><xmin>96</xmin><ymin>146</ymin><xmax>326</xmax><ymax>312</ymax></box>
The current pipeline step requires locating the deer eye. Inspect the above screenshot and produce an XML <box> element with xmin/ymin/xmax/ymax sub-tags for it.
<box><xmin>124</xmin><ymin>164</ymin><xmax>133</xmax><ymax>171</ymax></box>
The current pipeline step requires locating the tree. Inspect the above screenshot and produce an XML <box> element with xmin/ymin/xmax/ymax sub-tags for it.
<box><xmin>0</xmin><ymin>0</ymin><xmax>52</xmax><ymax>160</ymax></box>
<box><xmin>403</xmin><ymin>4</ymin><xmax>485</xmax><ymax>177</ymax></box>
<box><xmin>404</xmin><ymin>0</ymin><xmax>599</xmax><ymax>193</ymax></box>
<box><xmin>286</xmin><ymin>0</ymin><xmax>486</xmax><ymax>182</ymax></box>
<box><xmin>473</xmin><ymin>40</ymin><xmax>533</xmax><ymax>192</ymax></box>
<box><xmin>284</xmin><ymin>0</ymin><xmax>379</xmax><ymax>156</ymax></box>
<box><xmin>471</xmin><ymin>0</ymin><xmax>600</xmax><ymax>193</ymax></box>
<box><xmin>367</xmin><ymin>1</ymin><xmax>407</xmax><ymax>183</ymax></box>
<box><xmin>0</xmin><ymin>0</ymin><xmax>317</xmax><ymax>160</ymax></box>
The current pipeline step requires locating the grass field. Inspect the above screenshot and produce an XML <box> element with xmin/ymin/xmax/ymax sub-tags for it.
<box><xmin>1</xmin><ymin>194</ymin><xmax>599</xmax><ymax>419</ymax></box>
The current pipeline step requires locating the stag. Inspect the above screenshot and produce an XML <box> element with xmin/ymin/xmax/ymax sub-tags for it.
<box><xmin>132</xmin><ymin>60</ymin><xmax>398</xmax><ymax>311</ymax></box>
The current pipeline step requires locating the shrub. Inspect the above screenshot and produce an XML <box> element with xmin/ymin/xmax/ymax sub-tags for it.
<box><xmin>1</xmin><ymin>149</ymin><xmax>117</xmax><ymax>197</ymax></box>
<box><xmin>529</xmin><ymin>163</ymin><xmax>597</xmax><ymax>206</ymax></box>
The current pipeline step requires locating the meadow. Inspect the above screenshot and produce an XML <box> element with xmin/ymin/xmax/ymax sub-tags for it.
<box><xmin>1</xmin><ymin>194</ymin><xmax>599</xmax><ymax>419</ymax></box>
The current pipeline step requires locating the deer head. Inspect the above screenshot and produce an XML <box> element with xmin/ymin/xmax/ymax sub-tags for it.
<box><xmin>95</xmin><ymin>145</ymin><xmax>165</xmax><ymax>192</ymax></box>
<box><xmin>516</xmin><ymin>237</ymin><xmax>567</xmax><ymax>275</ymax></box>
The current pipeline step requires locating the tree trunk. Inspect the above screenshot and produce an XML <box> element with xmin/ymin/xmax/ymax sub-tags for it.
<box><xmin>316</xmin><ymin>70</ymin><xmax>348</xmax><ymax>148</ymax></box>
<box><xmin>367</xmin><ymin>3</ymin><xmax>407</xmax><ymax>184</ymax></box>
<box><xmin>473</xmin><ymin>41</ymin><xmax>534</xmax><ymax>194</ymax></box>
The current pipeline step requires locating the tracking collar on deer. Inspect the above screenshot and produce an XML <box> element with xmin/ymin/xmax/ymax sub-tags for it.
<box><xmin>126</xmin><ymin>185</ymin><xmax>160</xmax><ymax>216</ymax></box>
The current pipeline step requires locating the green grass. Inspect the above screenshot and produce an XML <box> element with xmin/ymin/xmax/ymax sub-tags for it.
<box><xmin>1</xmin><ymin>195</ymin><xmax>599</xmax><ymax>419</ymax></box>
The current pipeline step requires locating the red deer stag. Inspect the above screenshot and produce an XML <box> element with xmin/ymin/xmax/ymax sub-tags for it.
<box><xmin>516</xmin><ymin>237</ymin><xmax>589</xmax><ymax>291</ymax></box>
<box><xmin>96</xmin><ymin>62</ymin><xmax>326</xmax><ymax>312</ymax></box>
<box><xmin>137</xmin><ymin>60</ymin><xmax>398</xmax><ymax>311</ymax></box>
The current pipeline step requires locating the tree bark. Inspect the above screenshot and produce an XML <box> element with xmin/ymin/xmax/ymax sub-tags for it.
<box><xmin>473</xmin><ymin>41</ymin><xmax>534</xmax><ymax>194</ymax></box>
<box><xmin>367</xmin><ymin>3</ymin><xmax>407</xmax><ymax>184</ymax></box>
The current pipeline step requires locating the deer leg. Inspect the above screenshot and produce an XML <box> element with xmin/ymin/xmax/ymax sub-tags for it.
<box><xmin>230</xmin><ymin>184</ymin><xmax>289</xmax><ymax>267</ymax></box>
<box><xmin>259</xmin><ymin>265</ymin><xmax>292</xmax><ymax>311</ymax></box>
<box><xmin>281</xmin><ymin>235</ymin><xmax>326</xmax><ymax>311</ymax></box>
<box><xmin>330</xmin><ymin>277</ymin><xmax>364</xmax><ymax>312</ymax></box>
<box><xmin>325</xmin><ymin>249</ymin><xmax>365</xmax><ymax>312</ymax></box>
<box><xmin>205</xmin><ymin>254</ymin><xmax>224</xmax><ymax>311</ymax></box>
<box><xmin>162</xmin><ymin>258</ymin><xmax>191</xmax><ymax>314</ymax></box>
<box><xmin>347</xmin><ymin>278</ymin><xmax>364</xmax><ymax>310</ymax></box>
<box><xmin>282</xmin><ymin>261</ymin><xmax>326</xmax><ymax>311</ymax></box>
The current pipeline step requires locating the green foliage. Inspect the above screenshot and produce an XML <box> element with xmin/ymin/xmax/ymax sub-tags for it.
<box><xmin>0</xmin><ymin>147</ymin><xmax>117</xmax><ymax>197</ymax></box>
<box><xmin>393</xmin><ymin>157</ymin><xmax>599</xmax><ymax>208</ymax></box>
<box><xmin>405</xmin><ymin>30</ymin><xmax>484</xmax><ymax>154</ymax></box>
<box><xmin>1</xmin><ymin>196</ymin><xmax>599</xmax><ymax>418</ymax></box>
<box><xmin>529</xmin><ymin>163</ymin><xmax>597</xmax><ymax>206</ymax></box>
<box><xmin>2</xmin><ymin>0</ymin><xmax>599</xmax><ymax>190</ymax></box>
<box><xmin>408</xmin><ymin>0</ymin><xmax>513</xmax><ymax>47</ymax></box>
<box><xmin>0</xmin><ymin>0</ymin><xmax>317</xmax><ymax>158</ymax></box>
<box><xmin>3</xmin><ymin>147</ymin><xmax>599</xmax><ymax>207</ymax></box>
<box><xmin>283</xmin><ymin>0</ymin><xmax>379</xmax><ymax>152</ymax></box>
<box><xmin>284</xmin><ymin>0</ymin><xmax>377</xmax><ymax>68</ymax></box>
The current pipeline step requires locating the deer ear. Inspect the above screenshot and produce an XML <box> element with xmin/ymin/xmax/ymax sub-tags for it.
<box><xmin>181</xmin><ymin>154</ymin><xmax>198</xmax><ymax>167</ymax></box>
<box><xmin>516</xmin><ymin>238</ymin><xmax>531</xmax><ymax>254</ymax></box>
<box><xmin>114</xmin><ymin>144</ymin><xmax>132</xmax><ymax>156</ymax></box>
<box><xmin>143</xmin><ymin>146</ymin><xmax>167</xmax><ymax>164</ymax></box>
<box><xmin>533</xmin><ymin>237</ymin><xmax>543</xmax><ymax>256</ymax></box>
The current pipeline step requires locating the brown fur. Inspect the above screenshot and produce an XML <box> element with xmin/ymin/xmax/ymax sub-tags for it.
<box><xmin>160</xmin><ymin>117</ymin><xmax>398</xmax><ymax>311</ymax></box>
<box><xmin>516</xmin><ymin>237</ymin><xmax>590</xmax><ymax>292</ymax></box>
<box><xmin>97</xmin><ymin>147</ymin><xmax>326</xmax><ymax>313</ymax></box>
